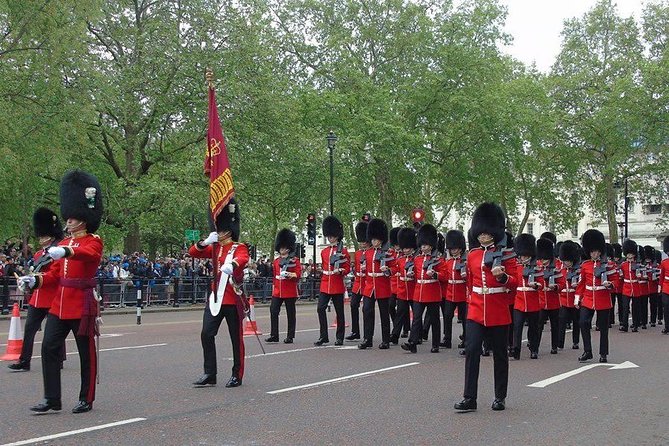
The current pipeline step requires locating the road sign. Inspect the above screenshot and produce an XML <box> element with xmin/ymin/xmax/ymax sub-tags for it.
<box><xmin>527</xmin><ymin>360</ymin><xmax>639</xmax><ymax>388</ymax></box>
<box><xmin>185</xmin><ymin>229</ymin><xmax>200</xmax><ymax>241</ymax></box>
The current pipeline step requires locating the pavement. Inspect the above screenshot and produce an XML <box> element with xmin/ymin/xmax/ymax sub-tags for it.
<box><xmin>0</xmin><ymin>304</ymin><xmax>667</xmax><ymax>446</ymax></box>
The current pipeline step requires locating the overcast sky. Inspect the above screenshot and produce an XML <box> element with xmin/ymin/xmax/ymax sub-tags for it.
<box><xmin>499</xmin><ymin>0</ymin><xmax>648</xmax><ymax>72</ymax></box>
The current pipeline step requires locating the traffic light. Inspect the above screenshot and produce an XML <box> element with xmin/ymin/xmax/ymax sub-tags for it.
<box><xmin>361</xmin><ymin>213</ymin><xmax>371</xmax><ymax>222</ymax></box>
<box><xmin>295</xmin><ymin>242</ymin><xmax>305</xmax><ymax>259</ymax></box>
<box><xmin>306</xmin><ymin>213</ymin><xmax>316</xmax><ymax>245</ymax></box>
<box><xmin>412</xmin><ymin>208</ymin><xmax>425</xmax><ymax>228</ymax></box>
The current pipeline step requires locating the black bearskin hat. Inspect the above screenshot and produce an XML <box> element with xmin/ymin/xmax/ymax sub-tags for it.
<box><xmin>622</xmin><ymin>239</ymin><xmax>638</xmax><ymax>256</ymax></box>
<box><xmin>536</xmin><ymin>237</ymin><xmax>555</xmax><ymax>260</ymax></box>
<box><xmin>559</xmin><ymin>240</ymin><xmax>580</xmax><ymax>264</ymax></box>
<box><xmin>655</xmin><ymin>250</ymin><xmax>662</xmax><ymax>263</ymax></box>
<box><xmin>505</xmin><ymin>231</ymin><xmax>514</xmax><ymax>249</ymax></box>
<box><xmin>366</xmin><ymin>219</ymin><xmax>388</xmax><ymax>244</ymax></box>
<box><xmin>514</xmin><ymin>233</ymin><xmax>536</xmax><ymax>258</ymax></box>
<box><xmin>663</xmin><ymin>236</ymin><xmax>669</xmax><ymax>255</ymax></box>
<box><xmin>60</xmin><ymin>170</ymin><xmax>103</xmax><ymax>233</ymax></box>
<box><xmin>398</xmin><ymin>228</ymin><xmax>417</xmax><ymax>250</ymax></box>
<box><xmin>445</xmin><ymin>230</ymin><xmax>466</xmax><ymax>252</ymax></box>
<box><xmin>417</xmin><ymin>224</ymin><xmax>438</xmax><ymax>249</ymax></box>
<box><xmin>323</xmin><ymin>216</ymin><xmax>344</xmax><ymax>240</ymax></box>
<box><xmin>605</xmin><ymin>243</ymin><xmax>614</xmax><ymax>259</ymax></box>
<box><xmin>389</xmin><ymin>227</ymin><xmax>401</xmax><ymax>247</ymax></box>
<box><xmin>33</xmin><ymin>208</ymin><xmax>63</xmax><ymax>240</ymax></box>
<box><xmin>214</xmin><ymin>198</ymin><xmax>241</xmax><ymax>241</ymax></box>
<box><xmin>437</xmin><ymin>232</ymin><xmax>445</xmax><ymax>254</ymax></box>
<box><xmin>643</xmin><ymin>245</ymin><xmax>655</xmax><ymax>262</ymax></box>
<box><xmin>612</xmin><ymin>243</ymin><xmax>622</xmax><ymax>259</ymax></box>
<box><xmin>274</xmin><ymin>228</ymin><xmax>296</xmax><ymax>253</ymax></box>
<box><xmin>581</xmin><ymin>229</ymin><xmax>605</xmax><ymax>256</ymax></box>
<box><xmin>470</xmin><ymin>202</ymin><xmax>506</xmax><ymax>243</ymax></box>
<box><xmin>467</xmin><ymin>228</ymin><xmax>480</xmax><ymax>249</ymax></box>
<box><xmin>540</xmin><ymin>231</ymin><xmax>557</xmax><ymax>244</ymax></box>
<box><xmin>355</xmin><ymin>221</ymin><xmax>368</xmax><ymax>243</ymax></box>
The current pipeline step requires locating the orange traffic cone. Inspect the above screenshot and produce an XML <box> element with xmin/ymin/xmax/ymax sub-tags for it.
<box><xmin>1</xmin><ymin>303</ymin><xmax>23</xmax><ymax>361</ymax></box>
<box><xmin>243</xmin><ymin>296</ymin><xmax>263</xmax><ymax>336</ymax></box>
<box><xmin>330</xmin><ymin>319</ymin><xmax>349</xmax><ymax>328</ymax></box>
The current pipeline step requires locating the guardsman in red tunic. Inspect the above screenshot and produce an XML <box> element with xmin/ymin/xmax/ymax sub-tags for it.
<box><xmin>660</xmin><ymin>236</ymin><xmax>669</xmax><ymax>334</ymax></box>
<box><xmin>401</xmin><ymin>224</ymin><xmax>447</xmax><ymax>353</ymax></box>
<box><xmin>510</xmin><ymin>234</ymin><xmax>542</xmax><ymax>360</ymax></box>
<box><xmin>575</xmin><ymin>229</ymin><xmax>620</xmax><ymax>363</ymax></box>
<box><xmin>556</xmin><ymin>241</ymin><xmax>581</xmax><ymax>349</ymax></box>
<box><xmin>611</xmin><ymin>243</ymin><xmax>623</xmax><ymax>326</ymax></box>
<box><xmin>190</xmin><ymin>198</ymin><xmax>250</xmax><ymax>388</ymax></box>
<box><xmin>9</xmin><ymin>208</ymin><xmax>65</xmax><ymax>372</ymax></box>
<box><xmin>390</xmin><ymin>228</ymin><xmax>416</xmax><ymax>344</ymax></box>
<box><xmin>315</xmin><ymin>216</ymin><xmax>351</xmax><ymax>346</ymax></box>
<box><xmin>620</xmin><ymin>239</ymin><xmax>642</xmax><ymax>332</ymax></box>
<box><xmin>359</xmin><ymin>218</ymin><xmax>396</xmax><ymax>349</ymax></box>
<box><xmin>455</xmin><ymin>203</ymin><xmax>518</xmax><ymax>413</ymax></box>
<box><xmin>536</xmin><ymin>238</ymin><xmax>561</xmax><ymax>355</ymax></box>
<box><xmin>442</xmin><ymin>230</ymin><xmax>468</xmax><ymax>350</ymax></box>
<box><xmin>266</xmin><ymin>229</ymin><xmax>301</xmax><ymax>344</ymax></box>
<box><xmin>20</xmin><ymin>171</ymin><xmax>104</xmax><ymax>414</ymax></box>
<box><xmin>346</xmin><ymin>220</ymin><xmax>369</xmax><ymax>341</ymax></box>
<box><xmin>388</xmin><ymin>227</ymin><xmax>401</xmax><ymax>335</ymax></box>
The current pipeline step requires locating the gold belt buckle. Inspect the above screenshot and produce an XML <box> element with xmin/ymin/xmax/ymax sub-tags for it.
<box><xmin>482</xmin><ymin>286</ymin><xmax>489</xmax><ymax>294</ymax></box>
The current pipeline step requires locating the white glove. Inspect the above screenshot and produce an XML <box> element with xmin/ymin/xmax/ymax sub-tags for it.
<box><xmin>202</xmin><ymin>232</ymin><xmax>218</xmax><ymax>246</ymax></box>
<box><xmin>221</xmin><ymin>263</ymin><xmax>234</xmax><ymax>275</ymax></box>
<box><xmin>574</xmin><ymin>295</ymin><xmax>581</xmax><ymax>308</ymax></box>
<box><xmin>280</xmin><ymin>270</ymin><xmax>288</xmax><ymax>278</ymax></box>
<box><xmin>47</xmin><ymin>247</ymin><xmax>67</xmax><ymax>260</ymax></box>
<box><xmin>18</xmin><ymin>276</ymin><xmax>36</xmax><ymax>291</ymax></box>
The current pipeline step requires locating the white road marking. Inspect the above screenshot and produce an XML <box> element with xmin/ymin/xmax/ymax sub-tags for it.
<box><xmin>267</xmin><ymin>362</ymin><xmax>420</xmax><ymax>394</ymax></box>
<box><xmin>0</xmin><ymin>333</ymin><xmax>128</xmax><ymax>348</ymax></box>
<box><xmin>0</xmin><ymin>418</ymin><xmax>146</xmax><ymax>446</ymax></box>
<box><xmin>528</xmin><ymin>361</ymin><xmax>639</xmax><ymax>388</ymax></box>
<box><xmin>225</xmin><ymin>345</ymin><xmax>337</xmax><ymax>360</ymax></box>
<box><xmin>31</xmin><ymin>343</ymin><xmax>167</xmax><ymax>359</ymax></box>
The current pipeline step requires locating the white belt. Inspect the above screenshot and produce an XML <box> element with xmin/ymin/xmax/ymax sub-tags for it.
<box><xmin>322</xmin><ymin>270</ymin><xmax>338</xmax><ymax>276</ymax></box>
<box><xmin>448</xmin><ymin>280</ymin><xmax>466</xmax><ymax>284</ymax></box>
<box><xmin>664</xmin><ymin>277</ymin><xmax>669</xmax><ymax>281</ymax></box>
<box><xmin>367</xmin><ymin>272</ymin><xmax>385</xmax><ymax>278</ymax></box>
<box><xmin>355</xmin><ymin>273</ymin><xmax>365</xmax><ymax>277</ymax></box>
<box><xmin>624</xmin><ymin>279</ymin><xmax>640</xmax><ymax>283</ymax></box>
<box><xmin>586</xmin><ymin>285</ymin><xmax>607</xmax><ymax>291</ymax></box>
<box><xmin>416</xmin><ymin>279</ymin><xmax>438</xmax><ymax>284</ymax></box>
<box><xmin>638</xmin><ymin>280</ymin><xmax>648</xmax><ymax>283</ymax></box>
<box><xmin>517</xmin><ymin>287</ymin><xmax>535</xmax><ymax>292</ymax></box>
<box><xmin>472</xmin><ymin>286</ymin><xmax>507</xmax><ymax>294</ymax></box>
<box><xmin>561</xmin><ymin>288</ymin><xmax>575</xmax><ymax>293</ymax></box>
<box><xmin>274</xmin><ymin>275</ymin><xmax>284</xmax><ymax>280</ymax></box>
<box><xmin>399</xmin><ymin>277</ymin><xmax>413</xmax><ymax>282</ymax></box>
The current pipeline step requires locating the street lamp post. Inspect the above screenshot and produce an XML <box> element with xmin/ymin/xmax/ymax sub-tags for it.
<box><xmin>615</xmin><ymin>177</ymin><xmax>630</xmax><ymax>241</ymax></box>
<box><xmin>326</xmin><ymin>131</ymin><xmax>337</xmax><ymax>216</ymax></box>
<box><xmin>623</xmin><ymin>177</ymin><xmax>629</xmax><ymax>240</ymax></box>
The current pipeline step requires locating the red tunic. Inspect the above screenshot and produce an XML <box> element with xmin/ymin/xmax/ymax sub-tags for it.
<box><xmin>352</xmin><ymin>249</ymin><xmax>367</xmax><ymax>295</ymax></box>
<box><xmin>649</xmin><ymin>262</ymin><xmax>659</xmax><ymax>295</ymax></box>
<box><xmin>28</xmin><ymin>248</ymin><xmax>59</xmax><ymax>309</ymax></box>
<box><xmin>660</xmin><ymin>258</ymin><xmax>669</xmax><ymax>296</ymax></box>
<box><xmin>620</xmin><ymin>261</ymin><xmax>645</xmax><ymax>298</ymax></box>
<box><xmin>389</xmin><ymin>248</ymin><xmax>399</xmax><ymax>296</ymax></box>
<box><xmin>466</xmin><ymin>246</ymin><xmax>519</xmax><ymax>326</ymax></box>
<box><xmin>513</xmin><ymin>264</ymin><xmax>542</xmax><ymax>313</ymax></box>
<box><xmin>363</xmin><ymin>248</ymin><xmax>396</xmax><ymax>299</ymax></box>
<box><xmin>319</xmin><ymin>245</ymin><xmax>351</xmax><ymax>295</ymax></box>
<box><xmin>443</xmin><ymin>257</ymin><xmax>467</xmax><ymax>303</ymax></box>
<box><xmin>189</xmin><ymin>241</ymin><xmax>249</xmax><ymax>305</ymax></box>
<box><xmin>38</xmin><ymin>234</ymin><xmax>103</xmax><ymax>319</ymax></box>
<box><xmin>557</xmin><ymin>266</ymin><xmax>579</xmax><ymax>308</ymax></box>
<box><xmin>393</xmin><ymin>255</ymin><xmax>415</xmax><ymax>301</ymax></box>
<box><xmin>272</xmin><ymin>256</ymin><xmax>302</xmax><ymax>298</ymax></box>
<box><xmin>576</xmin><ymin>259</ymin><xmax>620</xmax><ymax>310</ymax></box>
<box><xmin>412</xmin><ymin>254</ymin><xmax>448</xmax><ymax>303</ymax></box>
<box><xmin>537</xmin><ymin>263</ymin><xmax>560</xmax><ymax>310</ymax></box>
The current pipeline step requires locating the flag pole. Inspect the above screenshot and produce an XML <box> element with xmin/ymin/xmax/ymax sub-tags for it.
<box><xmin>206</xmin><ymin>67</ymin><xmax>219</xmax><ymax>302</ymax></box>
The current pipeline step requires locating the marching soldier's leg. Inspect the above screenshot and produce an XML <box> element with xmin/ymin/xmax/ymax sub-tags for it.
<box><xmin>650</xmin><ymin>293</ymin><xmax>659</xmax><ymax>326</ymax></box>
<box><xmin>527</xmin><ymin>311</ymin><xmax>540</xmax><ymax>358</ymax></box>
<box><xmin>268</xmin><ymin>297</ymin><xmax>281</xmax><ymax>340</ymax></box>
<box><xmin>360</xmin><ymin>295</ymin><xmax>375</xmax><ymax>348</ymax></box>
<box><xmin>596</xmin><ymin>309</ymin><xmax>609</xmax><ymax>360</ymax></box>
<box><xmin>200</xmin><ymin>305</ymin><xmax>224</xmax><ymax>377</ymax></box>
<box><xmin>35</xmin><ymin>314</ymin><xmax>70</xmax><ymax>411</ymax></box>
<box><xmin>661</xmin><ymin>293</ymin><xmax>669</xmax><ymax>333</ymax></box>
<box><xmin>73</xmin><ymin>321</ymin><xmax>96</xmax><ymax>407</ymax></box>
<box><xmin>558</xmin><ymin>307</ymin><xmax>568</xmax><ymax>349</ymax></box>
<box><xmin>631</xmin><ymin>297</ymin><xmax>640</xmax><ymax>330</ymax></box>
<box><xmin>402</xmin><ymin>302</ymin><xmax>422</xmax><ymax>353</ymax></box>
<box><xmin>378</xmin><ymin>298</ymin><xmax>391</xmax><ymax>347</ymax></box>
<box><xmin>511</xmin><ymin>310</ymin><xmax>524</xmax><ymax>358</ymax></box>
<box><xmin>619</xmin><ymin>295</ymin><xmax>630</xmax><ymax>331</ymax></box>
<box><xmin>571</xmin><ymin>308</ymin><xmax>580</xmax><ymax>347</ymax></box>
<box><xmin>332</xmin><ymin>293</ymin><xmax>345</xmax><ymax>342</ymax></box>
<box><xmin>549</xmin><ymin>309</ymin><xmax>559</xmax><ymax>352</ymax></box>
<box><xmin>579</xmin><ymin>307</ymin><xmax>595</xmax><ymax>361</ymax></box>
<box><xmin>224</xmin><ymin>304</ymin><xmax>244</xmax><ymax>385</ymax></box>
<box><xmin>428</xmin><ymin>302</ymin><xmax>441</xmax><ymax>351</ymax></box>
<box><xmin>461</xmin><ymin>320</ymin><xmax>484</xmax><ymax>407</ymax></box>
<box><xmin>491</xmin><ymin>325</ymin><xmax>509</xmax><ymax>403</ymax></box>
<box><xmin>442</xmin><ymin>301</ymin><xmax>455</xmax><ymax>348</ymax></box>
<box><xmin>285</xmin><ymin>298</ymin><xmax>297</xmax><ymax>340</ymax></box>
<box><xmin>316</xmin><ymin>292</ymin><xmax>331</xmax><ymax>343</ymax></box>
<box><xmin>390</xmin><ymin>299</ymin><xmax>408</xmax><ymax>343</ymax></box>
<box><xmin>16</xmin><ymin>306</ymin><xmax>49</xmax><ymax>369</ymax></box>
<box><xmin>388</xmin><ymin>294</ymin><xmax>397</xmax><ymax>333</ymax></box>
<box><xmin>348</xmin><ymin>292</ymin><xmax>362</xmax><ymax>338</ymax></box>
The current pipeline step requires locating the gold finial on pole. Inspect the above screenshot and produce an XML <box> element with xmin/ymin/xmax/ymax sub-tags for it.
<box><xmin>205</xmin><ymin>67</ymin><xmax>214</xmax><ymax>89</ymax></box>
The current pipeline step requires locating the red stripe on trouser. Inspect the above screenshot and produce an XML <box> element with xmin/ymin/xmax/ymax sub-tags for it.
<box><xmin>237</xmin><ymin>307</ymin><xmax>245</xmax><ymax>379</ymax></box>
<box><xmin>87</xmin><ymin>335</ymin><xmax>97</xmax><ymax>403</ymax></box>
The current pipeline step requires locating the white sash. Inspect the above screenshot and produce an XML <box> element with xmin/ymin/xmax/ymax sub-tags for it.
<box><xmin>209</xmin><ymin>244</ymin><xmax>238</xmax><ymax>317</ymax></box>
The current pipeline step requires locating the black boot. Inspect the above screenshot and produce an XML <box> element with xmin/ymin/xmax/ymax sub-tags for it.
<box><xmin>400</xmin><ymin>342</ymin><xmax>417</xmax><ymax>353</ymax></box>
<box><xmin>578</xmin><ymin>351</ymin><xmax>593</xmax><ymax>362</ymax></box>
<box><xmin>30</xmin><ymin>399</ymin><xmax>62</xmax><ymax>412</ymax></box>
<box><xmin>193</xmin><ymin>374</ymin><xmax>217</xmax><ymax>386</ymax></box>
<box><xmin>8</xmin><ymin>361</ymin><xmax>30</xmax><ymax>371</ymax></box>
<box><xmin>72</xmin><ymin>400</ymin><xmax>92</xmax><ymax>414</ymax></box>
<box><xmin>454</xmin><ymin>398</ymin><xmax>477</xmax><ymax>412</ymax></box>
<box><xmin>225</xmin><ymin>376</ymin><xmax>242</xmax><ymax>388</ymax></box>
<box><xmin>265</xmin><ymin>336</ymin><xmax>279</xmax><ymax>343</ymax></box>
<box><xmin>358</xmin><ymin>340</ymin><xmax>372</xmax><ymax>349</ymax></box>
<box><xmin>314</xmin><ymin>338</ymin><xmax>329</xmax><ymax>346</ymax></box>
<box><xmin>345</xmin><ymin>333</ymin><xmax>360</xmax><ymax>341</ymax></box>
<box><xmin>491</xmin><ymin>398</ymin><xmax>505</xmax><ymax>411</ymax></box>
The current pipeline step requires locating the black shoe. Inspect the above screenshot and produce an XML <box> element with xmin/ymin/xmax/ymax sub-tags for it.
<box><xmin>440</xmin><ymin>339</ymin><xmax>452</xmax><ymax>348</ymax></box>
<box><xmin>572</xmin><ymin>344</ymin><xmax>579</xmax><ymax>349</ymax></box>
<box><xmin>400</xmin><ymin>332</ymin><xmax>409</xmax><ymax>338</ymax></box>
<box><xmin>454</xmin><ymin>398</ymin><xmax>477</xmax><ymax>412</ymax></box>
<box><xmin>30</xmin><ymin>399</ymin><xmax>62</xmax><ymax>413</ymax></box>
<box><xmin>481</xmin><ymin>349</ymin><xmax>490</xmax><ymax>357</ymax></box>
<box><xmin>193</xmin><ymin>374</ymin><xmax>217</xmax><ymax>386</ymax></box>
<box><xmin>457</xmin><ymin>341</ymin><xmax>465</xmax><ymax>349</ymax></box>
<box><xmin>389</xmin><ymin>335</ymin><xmax>399</xmax><ymax>345</ymax></box>
<box><xmin>8</xmin><ymin>361</ymin><xmax>30</xmax><ymax>371</ymax></box>
<box><xmin>599</xmin><ymin>355</ymin><xmax>608</xmax><ymax>363</ymax></box>
<box><xmin>379</xmin><ymin>342</ymin><xmax>390</xmax><ymax>350</ymax></box>
<box><xmin>401</xmin><ymin>342</ymin><xmax>417</xmax><ymax>353</ymax></box>
<box><xmin>459</xmin><ymin>349</ymin><xmax>466</xmax><ymax>356</ymax></box>
<box><xmin>512</xmin><ymin>349</ymin><xmax>521</xmax><ymax>360</ymax></box>
<box><xmin>578</xmin><ymin>351</ymin><xmax>593</xmax><ymax>362</ymax></box>
<box><xmin>459</xmin><ymin>334</ymin><xmax>464</xmax><ymax>340</ymax></box>
<box><xmin>595</xmin><ymin>326</ymin><xmax>600</xmax><ymax>331</ymax></box>
<box><xmin>619</xmin><ymin>326</ymin><xmax>628</xmax><ymax>332</ymax></box>
<box><xmin>530</xmin><ymin>351</ymin><xmax>538</xmax><ymax>359</ymax></box>
<box><xmin>72</xmin><ymin>400</ymin><xmax>92</xmax><ymax>414</ymax></box>
<box><xmin>659</xmin><ymin>320</ymin><xmax>663</xmax><ymax>325</ymax></box>
<box><xmin>225</xmin><ymin>376</ymin><xmax>242</xmax><ymax>388</ymax></box>
<box><xmin>631</xmin><ymin>327</ymin><xmax>638</xmax><ymax>332</ymax></box>
<box><xmin>314</xmin><ymin>338</ymin><xmax>329</xmax><ymax>346</ymax></box>
<box><xmin>422</xmin><ymin>332</ymin><xmax>429</xmax><ymax>341</ymax></box>
<box><xmin>283</xmin><ymin>338</ymin><xmax>293</xmax><ymax>344</ymax></box>
<box><xmin>651</xmin><ymin>323</ymin><xmax>656</xmax><ymax>327</ymax></box>
<box><xmin>550</xmin><ymin>349</ymin><xmax>557</xmax><ymax>354</ymax></box>
<box><xmin>662</xmin><ymin>328</ymin><xmax>668</xmax><ymax>334</ymax></box>
<box><xmin>265</xmin><ymin>336</ymin><xmax>279</xmax><ymax>343</ymax></box>
<box><xmin>430</xmin><ymin>347</ymin><xmax>440</xmax><ymax>353</ymax></box>
<box><xmin>334</xmin><ymin>339</ymin><xmax>344</xmax><ymax>346</ymax></box>
<box><xmin>608</xmin><ymin>324</ymin><xmax>612</xmax><ymax>328</ymax></box>
<box><xmin>358</xmin><ymin>341</ymin><xmax>372</xmax><ymax>349</ymax></box>
<box><xmin>491</xmin><ymin>398</ymin><xmax>505</xmax><ymax>411</ymax></box>
<box><xmin>345</xmin><ymin>333</ymin><xmax>360</xmax><ymax>341</ymax></box>
<box><xmin>416</xmin><ymin>339</ymin><xmax>423</xmax><ymax>345</ymax></box>
<box><xmin>642</xmin><ymin>325</ymin><xmax>647</xmax><ymax>330</ymax></box>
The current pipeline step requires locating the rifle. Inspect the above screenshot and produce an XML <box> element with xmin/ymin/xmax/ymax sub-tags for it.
<box><xmin>566</xmin><ymin>262</ymin><xmax>581</xmax><ymax>288</ymax></box>
<box><xmin>522</xmin><ymin>260</ymin><xmax>540</xmax><ymax>284</ymax></box>
<box><xmin>329</xmin><ymin>241</ymin><xmax>347</xmax><ymax>270</ymax></box>
<box><xmin>423</xmin><ymin>248</ymin><xmax>442</xmax><ymax>277</ymax></box>
<box><xmin>593</xmin><ymin>256</ymin><xmax>615</xmax><ymax>282</ymax></box>
<box><xmin>483</xmin><ymin>234</ymin><xmax>516</xmax><ymax>268</ymax></box>
<box><xmin>279</xmin><ymin>252</ymin><xmax>297</xmax><ymax>277</ymax></box>
<box><xmin>454</xmin><ymin>252</ymin><xmax>467</xmax><ymax>277</ymax></box>
<box><xmin>374</xmin><ymin>242</ymin><xmax>394</xmax><ymax>277</ymax></box>
<box><xmin>543</xmin><ymin>260</ymin><xmax>562</xmax><ymax>288</ymax></box>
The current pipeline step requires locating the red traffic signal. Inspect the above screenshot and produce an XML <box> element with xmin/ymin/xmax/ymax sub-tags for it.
<box><xmin>412</xmin><ymin>208</ymin><xmax>425</xmax><ymax>223</ymax></box>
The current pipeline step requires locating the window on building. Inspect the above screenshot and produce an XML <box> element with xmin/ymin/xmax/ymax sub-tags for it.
<box><xmin>645</xmin><ymin>204</ymin><xmax>663</xmax><ymax>215</ymax></box>
<box><xmin>571</xmin><ymin>224</ymin><xmax>578</xmax><ymax>238</ymax></box>
<box><xmin>527</xmin><ymin>222</ymin><xmax>534</xmax><ymax>235</ymax></box>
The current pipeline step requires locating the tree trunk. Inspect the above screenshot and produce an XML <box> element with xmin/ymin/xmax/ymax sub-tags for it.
<box><xmin>604</xmin><ymin>177</ymin><xmax>619</xmax><ymax>244</ymax></box>
<box><xmin>517</xmin><ymin>200</ymin><xmax>532</xmax><ymax>235</ymax></box>
<box><xmin>124</xmin><ymin>222</ymin><xmax>141</xmax><ymax>254</ymax></box>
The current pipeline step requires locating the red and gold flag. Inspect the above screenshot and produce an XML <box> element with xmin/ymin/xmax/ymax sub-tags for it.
<box><xmin>204</xmin><ymin>79</ymin><xmax>235</xmax><ymax>221</ymax></box>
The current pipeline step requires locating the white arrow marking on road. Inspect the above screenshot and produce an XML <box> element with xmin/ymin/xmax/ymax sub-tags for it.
<box><xmin>528</xmin><ymin>361</ymin><xmax>639</xmax><ymax>388</ymax></box>
<box><xmin>0</xmin><ymin>418</ymin><xmax>146</xmax><ymax>446</ymax></box>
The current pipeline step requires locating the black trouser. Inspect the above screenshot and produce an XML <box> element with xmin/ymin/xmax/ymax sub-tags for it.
<box><xmin>641</xmin><ymin>296</ymin><xmax>649</xmax><ymax>325</ymax></box>
<box><xmin>618</xmin><ymin>295</ymin><xmax>631</xmax><ymax>329</ymax></box>
<box><xmin>662</xmin><ymin>293</ymin><xmax>669</xmax><ymax>326</ymax></box>
<box><xmin>270</xmin><ymin>297</ymin><xmax>297</xmax><ymax>339</ymax></box>
<box><xmin>507</xmin><ymin>305</ymin><xmax>514</xmax><ymax>348</ymax></box>
<box><xmin>201</xmin><ymin>304</ymin><xmax>244</xmax><ymax>378</ymax></box>
<box><xmin>650</xmin><ymin>293</ymin><xmax>661</xmax><ymax>324</ymax></box>
<box><xmin>558</xmin><ymin>307</ymin><xmax>580</xmax><ymax>348</ymax></box>
<box><xmin>362</xmin><ymin>294</ymin><xmax>390</xmax><ymax>344</ymax></box>
<box><xmin>317</xmin><ymin>292</ymin><xmax>344</xmax><ymax>341</ymax></box>
<box><xmin>513</xmin><ymin>310</ymin><xmax>539</xmax><ymax>353</ymax></box>
<box><xmin>409</xmin><ymin>301</ymin><xmax>440</xmax><ymax>348</ymax></box>
<box><xmin>631</xmin><ymin>297</ymin><xmax>646</xmax><ymax>328</ymax></box>
<box><xmin>391</xmin><ymin>299</ymin><xmax>411</xmax><ymax>339</ymax></box>
<box><xmin>538</xmin><ymin>308</ymin><xmax>559</xmax><ymax>351</ymax></box>
<box><xmin>42</xmin><ymin>314</ymin><xmax>96</xmax><ymax>404</ymax></box>
<box><xmin>658</xmin><ymin>295</ymin><xmax>664</xmax><ymax>322</ymax></box>
<box><xmin>464</xmin><ymin>321</ymin><xmax>508</xmax><ymax>401</ymax></box>
<box><xmin>405</xmin><ymin>300</ymin><xmax>413</xmax><ymax>334</ymax></box>
<box><xmin>443</xmin><ymin>301</ymin><xmax>467</xmax><ymax>344</ymax></box>
<box><xmin>20</xmin><ymin>306</ymin><xmax>65</xmax><ymax>365</ymax></box>
<box><xmin>609</xmin><ymin>293</ymin><xmax>617</xmax><ymax>325</ymax></box>
<box><xmin>388</xmin><ymin>294</ymin><xmax>397</xmax><ymax>332</ymax></box>
<box><xmin>580</xmin><ymin>307</ymin><xmax>609</xmax><ymax>355</ymax></box>
<box><xmin>349</xmin><ymin>292</ymin><xmax>363</xmax><ymax>335</ymax></box>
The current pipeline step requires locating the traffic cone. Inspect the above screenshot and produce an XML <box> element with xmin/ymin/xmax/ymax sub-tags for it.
<box><xmin>243</xmin><ymin>296</ymin><xmax>263</xmax><ymax>335</ymax></box>
<box><xmin>330</xmin><ymin>319</ymin><xmax>349</xmax><ymax>328</ymax></box>
<box><xmin>1</xmin><ymin>303</ymin><xmax>23</xmax><ymax>361</ymax></box>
